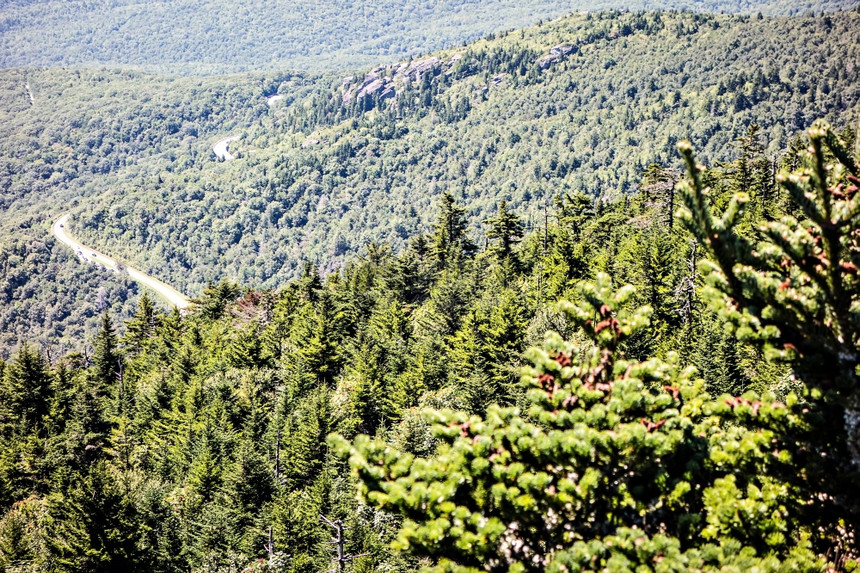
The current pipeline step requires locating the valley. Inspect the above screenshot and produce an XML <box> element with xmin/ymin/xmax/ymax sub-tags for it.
<box><xmin>0</xmin><ymin>2</ymin><xmax>859</xmax><ymax>572</ymax></box>
<box><xmin>2</xmin><ymin>9</ymin><xmax>859</xmax><ymax>356</ymax></box>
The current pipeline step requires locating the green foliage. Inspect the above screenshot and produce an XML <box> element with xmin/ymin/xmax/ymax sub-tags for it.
<box><xmin>680</xmin><ymin>122</ymin><xmax>860</xmax><ymax>394</ymax></box>
<box><xmin>45</xmin><ymin>461</ymin><xmax>141</xmax><ymax>571</ymax></box>
<box><xmin>2</xmin><ymin>0</ymin><xmax>847</xmax><ymax>75</ymax></box>
<box><xmin>67</xmin><ymin>9</ymin><xmax>860</xmax><ymax>318</ymax></box>
<box><xmin>333</xmin><ymin>126</ymin><xmax>860</xmax><ymax>571</ymax></box>
<box><xmin>93</xmin><ymin>313</ymin><xmax>121</xmax><ymax>387</ymax></box>
<box><xmin>486</xmin><ymin>199</ymin><xmax>525</xmax><ymax>274</ymax></box>
<box><xmin>123</xmin><ymin>292</ymin><xmax>161</xmax><ymax>356</ymax></box>
<box><xmin>1</xmin><ymin>123</ymin><xmax>858</xmax><ymax>570</ymax></box>
<box><xmin>335</xmin><ymin>274</ymin><xmax>837</xmax><ymax>570</ymax></box>
<box><xmin>2</xmin><ymin>10</ymin><xmax>860</xmax><ymax>354</ymax></box>
<box><xmin>196</xmin><ymin>281</ymin><xmax>241</xmax><ymax>321</ymax></box>
<box><xmin>1</xmin><ymin>7</ymin><xmax>859</xmax><ymax>571</ymax></box>
<box><xmin>432</xmin><ymin>192</ymin><xmax>477</xmax><ymax>273</ymax></box>
<box><xmin>7</xmin><ymin>114</ymin><xmax>854</xmax><ymax>569</ymax></box>
<box><xmin>0</xmin><ymin>343</ymin><xmax>51</xmax><ymax>433</ymax></box>
<box><xmin>0</xmin><ymin>496</ymin><xmax>46</xmax><ymax>570</ymax></box>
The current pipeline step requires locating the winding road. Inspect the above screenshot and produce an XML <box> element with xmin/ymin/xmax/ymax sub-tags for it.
<box><xmin>212</xmin><ymin>135</ymin><xmax>240</xmax><ymax>161</ymax></box>
<box><xmin>51</xmin><ymin>214</ymin><xmax>192</xmax><ymax>310</ymax></box>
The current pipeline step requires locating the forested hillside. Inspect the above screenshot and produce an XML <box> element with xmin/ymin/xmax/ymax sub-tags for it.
<box><xmin>1</xmin><ymin>0</ymin><xmax>855</xmax><ymax>74</ymax></box>
<box><xmin>1</xmin><ymin>9</ymin><xmax>858</xmax><ymax>357</ymax></box>
<box><xmin>72</xmin><ymin>12</ymin><xmax>860</xmax><ymax>289</ymax></box>
<box><xmin>1</xmin><ymin>122</ymin><xmax>858</xmax><ymax>571</ymax></box>
<box><xmin>0</xmin><ymin>68</ymin><xmax>324</xmax><ymax>356</ymax></box>
<box><xmin>2</xmin><ymin>0</ymin><xmax>860</xmax><ymax>570</ymax></box>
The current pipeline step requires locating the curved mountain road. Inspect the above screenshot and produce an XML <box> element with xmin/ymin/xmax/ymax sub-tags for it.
<box><xmin>213</xmin><ymin>135</ymin><xmax>240</xmax><ymax>160</ymax></box>
<box><xmin>51</xmin><ymin>214</ymin><xmax>192</xmax><ymax>310</ymax></box>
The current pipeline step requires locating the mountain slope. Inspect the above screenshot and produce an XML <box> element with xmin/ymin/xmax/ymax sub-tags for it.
<box><xmin>0</xmin><ymin>67</ymin><xmax>294</xmax><ymax>355</ymax></box>
<box><xmin>1</xmin><ymin>0</ymin><xmax>856</xmax><ymax>74</ymax></box>
<box><xmin>1</xmin><ymin>9</ymin><xmax>858</xmax><ymax>356</ymax></box>
<box><xmin>71</xmin><ymin>10</ymin><xmax>860</xmax><ymax>289</ymax></box>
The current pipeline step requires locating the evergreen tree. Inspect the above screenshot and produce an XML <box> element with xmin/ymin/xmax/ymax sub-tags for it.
<box><xmin>635</xmin><ymin>228</ymin><xmax>683</xmax><ymax>353</ymax></box>
<box><xmin>485</xmin><ymin>199</ymin><xmax>524</xmax><ymax>265</ymax></box>
<box><xmin>297</xmin><ymin>261</ymin><xmax>323</xmax><ymax>304</ymax></box>
<box><xmin>695</xmin><ymin>317</ymin><xmax>750</xmax><ymax>396</ymax></box>
<box><xmin>431</xmin><ymin>192</ymin><xmax>476</xmax><ymax>271</ymax></box>
<box><xmin>384</xmin><ymin>236</ymin><xmax>433</xmax><ymax>304</ymax></box>
<box><xmin>640</xmin><ymin>163</ymin><xmax>680</xmax><ymax>231</ymax></box>
<box><xmin>123</xmin><ymin>292</ymin><xmax>161</xmax><ymax>355</ymax></box>
<box><xmin>195</xmin><ymin>280</ymin><xmax>241</xmax><ymax>320</ymax></box>
<box><xmin>0</xmin><ymin>497</ymin><xmax>44</xmax><ymax>570</ymax></box>
<box><xmin>223</xmin><ymin>438</ymin><xmax>275</xmax><ymax>557</ymax></box>
<box><xmin>335</xmin><ymin>123</ymin><xmax>860</xmax><ymax>571</ymax></box>
<box><xmin>555</xmin><ymin>192</ymin><xmax>595</xmax><ymax>238</ymax></box>
<box><xmin>727</xmin><ymin>123</ymin><xmax>765</xmax><ymax>197</ymax></box>
<box><xmin>289</xmin><ymin>291</ymin><xmax>343</xmax><ymax>387</ymax></box>
<box><xmin>678</xmin><ymin>122</ymin><xmax>860</xmax><ymax>540</ymax></box>
<box><xmin>46</xmin><ymin>461</ymin><xmax>141</xmax><ymax>571</ymax></box>
<box><xmin>280</xmin><ymin>388</ymin><xmax>330</xmax><ymax>491</ymax></box>
<box><xmin>93</xmin><ymin>312</ymin><xmax>121</xmax><ymax>390</ymax></box>
<box><xmin>229</xmin><ymin>321</ymin><xmax>273</xmax><ymax>369</ymax></box>
<box><xmin>0</xmin><ymin>344</ymin><xmax>52</xmax><ymax>433</ymax></box>
<box><xmin>187</xmin><ymin>445</ymin><xmax>222</xmax><ymax>504</ymax></box>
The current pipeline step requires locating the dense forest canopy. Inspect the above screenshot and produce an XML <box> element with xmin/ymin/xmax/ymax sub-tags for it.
<box><xmin>2</xmin><ymin>1</ymin><xmax>860</xmax><ymax>571</ymax></box>
<box><xmin>0</xmin><ymin>67</ymin><xmax>302</xmax><ymax>355</ymax></box>
<box><xmin>1</xmin><ymin>120</ymin><xmax>858</xmax><ymax>571</ymax></box>
<box><xmin>1</xmin><ymin>9</ymin><xmax>859</xmax><ymax>357</ymax></box>
<box><xmin>1</xmin><ymin>0</ymin><xmax>856</xmax><ymax>74</ymax></box>
<box><xmin>53</xmin><ymin>15</ymin><xmax>860</xmax><ymax>337</ymax></box>
<box><xmin>69</xmin><ymin>10</ymin><xmax>860</xmax><ymax>284</ymax></box>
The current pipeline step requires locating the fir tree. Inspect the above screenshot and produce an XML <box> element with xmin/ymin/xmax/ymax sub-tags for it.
<box><xmin>229</xmin><ymin>322</ymin><xmax>273</xmax><ymax>369</ymax></box>
<box><xmin>123</xmin><ymin>292</ymin><xmax>160</xmax><ymax>355</ymax></box>
<box><xmin>679</xmin><ymin>122</ymin><xmax>860</xmax><ymax>444</ymax></box>
<box><xmin>46</xmin><ymin>461</ymin><xmax>141</xmax><ymax>571</ymax></box>
<box><xmin>93</xmin><ymin>312</ymin><xmax>121</xmax><ymax>390</ymax></box>
<box><xmin>555</xmin><ymin>192</ymin><xmax>595</xmax><ymax>238</ymax></box>
<box><xmin>0</xmin><ymin>344</ymin><xmax>52</xmax><ymax>434</ymax></box>
<box><xmin>195</xmin><ymin>280</ymin><xmax>241</xmax><ymax>320</ymax></box>
<box><xmin>640</xmin><ymin>163</ymin><xmax>680</xmax><ymax>231</ymax></box>
<box><xmin>297</xmin><ymin>261</ymin><xmax>323</xmax><ymax>304</ymax></box>
<box><xmin>485</xmin><ymin>199</ymin><xmax>524</xmax><ymax>265</ymax></box>
<box><xmin>431</xmin><ymin>192</ymin><xmax>476</xmax><ymax>272</ymax></box>
<box><xmin>289</xmin><ymin>291</ymin><xmax>343</xmax><ymax>388</ymax></box>
<box><xmin>0</xmin><ymin>497</ymin><xmax>44</xmax><ymax>570</ymax></box>
<box><xmin>335</xmin><ymin>124</ymin><xmax>860</xmax><ymax>571</ymax></box>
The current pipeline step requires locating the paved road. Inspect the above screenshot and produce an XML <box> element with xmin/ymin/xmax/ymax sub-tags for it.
<box><xmin>213</xmin><ymin>135</ymin><xmax>240</xmax><ymax>160</ymax></box>
<box><xmin>51</xmin><ymin>214</ymin><xmax>192</xmax><ymax>310</ymax></box>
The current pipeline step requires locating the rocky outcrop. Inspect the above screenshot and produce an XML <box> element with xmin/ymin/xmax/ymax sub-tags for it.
<box><xmin>341</xmin><ymin>57</ymin><xmax>443</xmax><ymax>105</ymax></box>
<box><xmin>537</xmin><ymin>44</ymin><xmax>575</xmax><ymax>70</ymax></box>
<box><xmin>340</xmin><ymin>42</ymin><xmax>578</xmax><ymax>109</ymax></box>
<box><xmin>356</xmin><ymin>77</ymin><xmax>395</xmax><ymax>101</ymax></box>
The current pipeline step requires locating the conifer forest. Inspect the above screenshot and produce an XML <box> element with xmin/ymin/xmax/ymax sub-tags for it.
<box><xmin>1</xmin><ymin>1</ymin><xmax>860</xmax><ymax>571</ymax></box>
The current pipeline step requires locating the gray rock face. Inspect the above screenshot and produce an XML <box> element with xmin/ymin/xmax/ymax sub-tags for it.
<box><xmin>341</xmin><ymin>57</ymin><xmax>444</xmax><ymax>105</ymax></box>
<box><xmin>538</xmin><ymin>44</ymin><xmax>575</xmax><ymax>69</ymax></box>
<box><xmin>340</xmin><ymin>43</ymin><xmax>576</xmax><ymax>106</ymax></box>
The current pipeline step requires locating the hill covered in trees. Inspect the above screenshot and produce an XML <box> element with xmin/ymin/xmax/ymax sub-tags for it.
<box><xmin>1</xmin><ymin>121</ymin><xmax>858</xmax><ymax>571</ymax></box>
<box><xmin>2</xmin><ymin>2</ymin><xmax>860</xmax><ymax>570</ymax></box>
<box><xmin>1</xmin><ymin>9</ymin><xmax>858</xmax><ymax>357</ymax></box>
<box><xmin>1</xmin><ymin>0</ymin><xmax>856</xmax><ymax>74</ymax></box>
<box><xmin>0</xmin><ymin>67</ymin><xmax>306</xmax><ymax>355</ymax></box>
<box><xmin>72</xmin><ymin>12</ymin><xmax>860</xmax><ymax>294</ymax></box>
